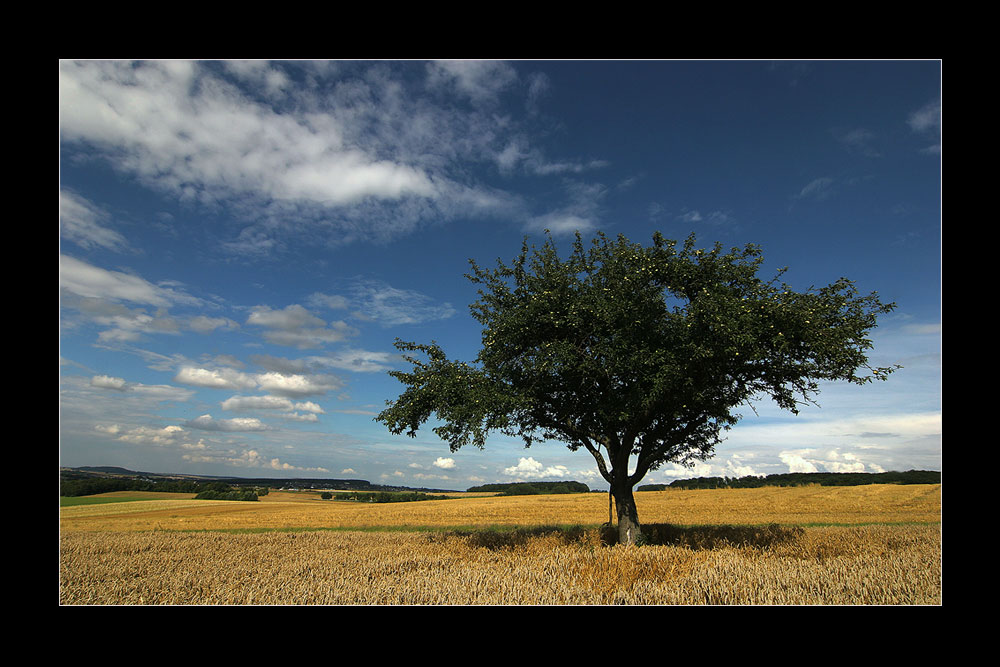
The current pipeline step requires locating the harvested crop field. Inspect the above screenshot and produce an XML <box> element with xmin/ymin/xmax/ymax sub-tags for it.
<box><xmin>59</xmin><ymin>524</ymin><xmax>940</xmax><ymax>605</ymax></box>
<box><xmin>59</xmin><ymin>484</ymin><xmax>942</xmax><ymax>605</ymax></box>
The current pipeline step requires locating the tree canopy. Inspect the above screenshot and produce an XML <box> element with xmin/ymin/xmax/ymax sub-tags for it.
<box><xmin>376</xmin><ymin>231</ymin><xmax>899</xmax><ymax>543</ymax></box>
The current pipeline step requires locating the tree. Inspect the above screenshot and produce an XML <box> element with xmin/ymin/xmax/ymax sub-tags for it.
<box><xmin>375</xmin><ymin>232</ymin><xmax>899</xmax><ymax>544</ymax></box>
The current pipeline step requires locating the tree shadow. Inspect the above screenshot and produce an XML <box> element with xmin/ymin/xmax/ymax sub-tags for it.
<box><xmin>438</xmin><ymin>523</ymin><xmax>805</xmax><ymax>550</ymax></box>
<box><xmin>627</xmin><ymin>523</ymin><xmax>805</xmax><ymax>549</ymax></box>
<box><xmin>438</xmin><ymin>525</ymin><xmax>599</xmax><ymax>550</ymax></box>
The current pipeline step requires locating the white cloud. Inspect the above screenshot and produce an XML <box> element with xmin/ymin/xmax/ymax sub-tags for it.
<box><xmin>309</xmin><ymin>349</ymin><xmax>397</xmax><ymax>373</ymax></box>
<box><xmin>503</xmin><ymin>456</ymin><xmax>570</xmax><ymax>480</ymax></box>
<box><xmin>221</xmin><ymin>395</ymin><xmax>295</xmax><ymax>412</ymax></box>
<box><xmin>351</xmin><ymin>281</ymin><xmax>455</xmax><ymax>326</ymax></box>
<box><xmin>175</xmin><ymin>366</ymin><xmax>257</xmax><ymax>390</ymax></box>
<box><xmin>525</xmin><ymin>180</ymin><xmax>607</xmax><ymax>237</ymax></box>
<box><xmin>59</xmin><ymin>60</ymin><xmax>537</xmax><ymax>249</ymax></box>
<box><xmin>433</xmin><ymin>457</ymin><xmax>456</xmax><ymax>470</ymax></box>
<box><xmin>184</xmin><ymin>414</ymin><xmax>270</xmax><ymax>432</ymax></box>
<box><xmin>182</xmin><ymin>447</ymin><xmax>329</xmax><ymax>472</ymax></box>
<box><xmin>90</xmin><ymin>375</ymin><xmax>128</xmax><ymax>391</ymax></box>
<box><xmin>795</xmin><ymin>177</ymin><xmax>835</xmax><ymax>201</ymax></box>
<box><xmin>906</xmin><ymin>99</ymin><xmax>941</xmax><ymax>154</ymax></box>
<box><xmin>779</xmin><ymin>450</ymin><xmax>820</xmax><ymax>473</ymax></box>
<box><xmin>835</xmin><ymin>127</ymin><xmax>881</xmax><ymax>157</ymax></box>
<box><xmin>221</xmin><ymin>394</ymin><xmax>325</xmax><ymax>417</ymax></box>
<box><xmin>908</xmin><ymin>99</ymin><xmax>941</xmax><ymax>134</ymax></box>
<box><xmin>60</xmin><ymin>255</ymin><xmax>200</xmax><ymax>308</ymax></box>
<box><xmin>280</xmin><ymin>412</ymin><xmax>319</xmax><ymax>422</ymax></box>
<box><xmin>675</xmin><ymin>209</ymin><xmax>733</xmax><ymax>225</ymax></box>
<box><xmin>525</xmin><ymin>212</ymin><xmax>596</xmax><ymax>237</ymax></box>
<box><xmin>426</xmin><ymin>60</ymin><xmax>518</xmax><ymax>105</ymax></box>
<box><xmin>188</xmin><ymin>315</ymin><xmax>239</xmax><ymax>334</ymax></box>
<box><xmin>306</xmin><ymin>292</ymin><xmax>350</xmax><ymax>311</ymax></box>
<box><xmin>60</xmin><ymin>190</ymin><xmax>130</xmax><ymax>252</ymax></box>
<box><xmin>246</xmin><ymin>304</ymin><xmax>357</xmax><ymax>349</ymax></box>
<box><xmin>255</xmin><ymin>371</ymin><xmax>341</xmax><ymax>398</ymax></box>
<box><xmin>108</xmin><ymin>423</ymin><xmax>187</xmax><ymax>446</ymax></box>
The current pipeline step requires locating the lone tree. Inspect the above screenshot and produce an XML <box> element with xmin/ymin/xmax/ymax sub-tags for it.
<box><xmin>376</xmin><ymin>232</ymin><xmax>899</xmax><ymax>545</ymax></box>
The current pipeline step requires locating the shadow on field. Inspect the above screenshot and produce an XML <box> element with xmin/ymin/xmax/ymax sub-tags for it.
<box><xmin>439</xmin><ymin>523</ymin><xmax>805</xmax><ymax>550</ymax></box>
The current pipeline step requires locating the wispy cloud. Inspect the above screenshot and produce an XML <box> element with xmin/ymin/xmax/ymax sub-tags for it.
<box><xmin>60</xmin><ymin>190</ymin><xmax>131</xmax><ymax>252</ymax></box>
<box><xmin>794</xmin><ymin>177</ymin><xmax>836</xmax><ymax>202</ymax></box>
<box><xmin>58</xmin><ymin>60</ymin><xmax>561</xmax><ymax>252</ymax></box>
<box><xmin>348</xmin><ymin>280</ymin><xmax>456</xmax><ymax>326</ymax></box>
<box><xmin>908</xmin><ymin>99</ymin><xmax>941</xmax><ymax>154</ymax></box>
<box><xmin>60</xmin><ymin>255</ymin><xmax>201</xmax><ymax>309</ymax></box>
<box><xmin>525</xmin><ymin>180</ymin><xmax>607</xmax><ymax>237</ymax></box>
<box><xmin>834</xmin><ymin>127</ymin><xmax>881</xmax><ymax>157</ymax></box>
<box><xmin>675</xmin><ymin>209</ymin><xmax>735</xmax><ymax>226</ymax></box>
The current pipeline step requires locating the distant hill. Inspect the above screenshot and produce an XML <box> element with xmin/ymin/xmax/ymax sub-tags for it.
<box><xmin>59</xmin><ymin>466</ymin><xmax>460</xmax><ymax>496</ymax></box>
<box><xmin>75</xmin><ymin>466</ymin><xmax>148</xmax><ymax>475</ymax></box>
<box><xmin>638</xmin><ymin>470</ymin><xmax>941</xmax><ymax>491</ymax></box>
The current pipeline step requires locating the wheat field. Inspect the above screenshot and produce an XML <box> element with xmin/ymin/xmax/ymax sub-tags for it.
<box><xmin>58</xmin><ymin>484</ymin><xmax>942</xmax><ymax>605</ymax></box>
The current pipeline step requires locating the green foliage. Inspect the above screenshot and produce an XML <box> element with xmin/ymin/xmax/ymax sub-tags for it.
<box><xmin>376</xmin><ymin>231</ymin><xmax>898</xmax><ymax>504</ymax></box>
<box><xmin>194</xmin><ymin>485</ymin><xmax>259</xmax><ymax>501</ymax></box>
<box><xmin>467</xmin><ymin>481</ymin><xmax>590</xmax><ymax>495</ymax></box>
<box><xmin>320</xmin><ymin>492</ymin><xmax>333</xmax><ymax>500</ymax></box>
<box><xmin>638</xmin><ymin>470</ymin><xmax>941</xmax><ymax>491</ymax></box>
<box><xmin>60</xmin><ymin>476</ymin><xmax>206</xmax><ymax>497</ymax></box>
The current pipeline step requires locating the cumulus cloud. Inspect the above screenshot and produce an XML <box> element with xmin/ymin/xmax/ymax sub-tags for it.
<box><xmin>182</xmin><ymin>447</ymin><xmax>329</xmax><ymax>472</ymax></box>
<box><xmin>91</xmin><ymin>375</ymin><xmax>128</xmax><ymax>391</ymax></box>
<box><xmin>433</xmin><ymin>457</ymin><xmax>456</xmax><ymax>470</ymax></box>
<box><xmin>184</xmin><ymin>414</ymin><xmax>270</xmax><ymax>432</ymax></box>
<box><xmin>246</xmin><ymin>304</ymin><xmax>357</xmax><ymax>349</ymax></box>
<box><xmin>255</xmin><ymin>371</ymin><xmax>341</xmax><ymax>398</ymax></box>
<box><xmin>175</xmin><ymin>366</ymin><xmax>258</xmax><ymax>390</ymax></box>
<box><xmin>503</xmin><ymin>456</ymin><xmax>570</xmax><ymax>480</ymax></box>
<box><xmin>103</xmin><ymin>423</ymin><xmax>187</xmax><ymax>446</ymax></box>
<box><xmin>174</xmin><ymin>364</ymin><xmax>340</xmax><ymax>398</ymax></box>
<box><xmin>779</xmin><ymin>450</ymin><xmax>820</xmax><ymax>473</ymax></box>
<box><xmin>221</xmin><ymin>395</ymin><xmax>325</xmax><ymax>414</ymax></box>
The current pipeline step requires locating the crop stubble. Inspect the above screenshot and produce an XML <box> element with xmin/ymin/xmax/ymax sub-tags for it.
<box><xmin>59</xmin><ymin>484</ymin><xmax>941</xmax><ymax>605</ymax></box>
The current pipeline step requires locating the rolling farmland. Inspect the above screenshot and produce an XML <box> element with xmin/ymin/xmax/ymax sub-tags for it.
<box><xmin>59</xmin><ymin>484</ymin><xmax>941</xmax><ymax>605</ymax></box>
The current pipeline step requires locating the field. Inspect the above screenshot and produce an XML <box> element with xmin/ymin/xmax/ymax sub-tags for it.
<box><xmin>59</xmin><ymin>484</ymin><xmax>942</xmax><ymax>605</ymax></box>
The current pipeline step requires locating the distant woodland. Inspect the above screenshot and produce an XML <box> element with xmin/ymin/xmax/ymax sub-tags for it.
<box><xmin>637</xmin><ymin>470</ymin><xmax>941</xmax><ymax>491</ymax></box>
<box><xmin>60</xmin><ymin>467</ymin><xmax>940</xmax><ymax>499</ymax></box>
<box><xmin>466</xmin><ymin>481</ymin><xmax>591</xmax><ymax>495</ymax></box>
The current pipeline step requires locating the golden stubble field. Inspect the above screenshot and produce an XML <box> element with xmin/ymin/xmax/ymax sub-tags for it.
<box><xmin>59</xmin><ymin>484</ymin><xmax>942</xmax><ymax>605</ymax></box>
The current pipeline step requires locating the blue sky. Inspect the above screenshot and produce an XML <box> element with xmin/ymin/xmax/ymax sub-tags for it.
<box><xmin>59</xmin><ymin>60</ymin><xmax>941</xmax><ymax>490</ymax></box>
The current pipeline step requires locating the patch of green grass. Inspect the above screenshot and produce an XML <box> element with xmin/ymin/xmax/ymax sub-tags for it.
<box><xmin>60</xmin><ymin>496</ymin><xmax>163</xmax><ymax>507</ymax></box>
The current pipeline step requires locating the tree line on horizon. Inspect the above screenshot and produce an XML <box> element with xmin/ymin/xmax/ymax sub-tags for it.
<box><xmin>637</xmin><ymin>469</ymin><xmax>940</xmax><ymax>491</ymax></box>
<box><xmin>466</xmin><ymin>481</ymin><xmax>591</xmax><ymax>495</ymax></box>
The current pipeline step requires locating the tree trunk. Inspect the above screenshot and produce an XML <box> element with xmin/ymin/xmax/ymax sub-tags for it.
<box><xmin>611</xmin><ymin>480</ymin><xmax>642</xmax><ymax>545</ymax></box>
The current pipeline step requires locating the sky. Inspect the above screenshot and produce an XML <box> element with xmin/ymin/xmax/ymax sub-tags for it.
<box><xmin>59</xmin><ymin>60</ymin><xmax>942</xmax><ymax>491</ymax></box>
